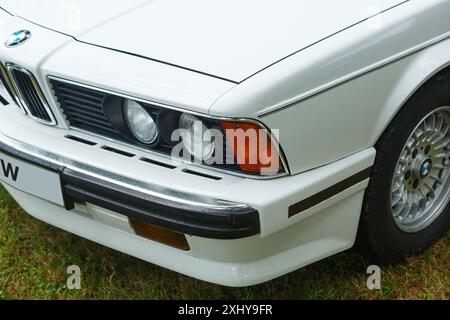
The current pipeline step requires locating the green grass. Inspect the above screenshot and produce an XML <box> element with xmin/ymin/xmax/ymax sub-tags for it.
<box><xmin>0</xmin><ymin>186</ymin><xmax>448</xmax><ymax>300</ymax></box>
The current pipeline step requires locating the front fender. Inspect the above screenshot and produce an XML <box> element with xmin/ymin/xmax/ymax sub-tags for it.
<box><xmin>210</xmin><ymin>0</ymin><xmax>450</xmax><ymax>174</ymax></box>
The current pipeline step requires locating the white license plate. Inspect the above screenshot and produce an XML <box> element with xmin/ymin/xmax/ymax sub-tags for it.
<box><xmin>0</xmin><ymin>151</ymin><xmax>65</xmax><ymax>206</ymax></box>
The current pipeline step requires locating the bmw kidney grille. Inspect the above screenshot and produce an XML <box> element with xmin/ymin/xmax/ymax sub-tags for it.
<box><xmin>3</xmin><ymin>63</ymin><xmax>56</xmax><ymax>125</ymax></box>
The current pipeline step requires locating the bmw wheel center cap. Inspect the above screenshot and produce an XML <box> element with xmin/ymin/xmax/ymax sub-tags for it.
<box><xmin>420</xmin><ymin>159</ymin><xmax>433</xmax><ymax>178</ymax></box>
<box><xmin>5</xmin><ymin>30</ymin><xmax>31</xmax><ymax>48</ymax></box>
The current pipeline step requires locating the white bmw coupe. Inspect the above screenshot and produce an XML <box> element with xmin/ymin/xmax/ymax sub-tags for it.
<box><xmin>0</xmin><ymin>0</ymin><xmax>448</xmax><ymax>287</ymax></box>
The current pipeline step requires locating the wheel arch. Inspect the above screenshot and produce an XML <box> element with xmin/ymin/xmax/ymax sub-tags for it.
<box><xmin>371</xmin><ymin>38</ymin><xmax>450</xmax><ymax>147</ymax></box>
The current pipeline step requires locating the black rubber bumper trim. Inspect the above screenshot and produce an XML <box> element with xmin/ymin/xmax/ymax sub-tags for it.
<box><xmin>61</xmin><ymin>169</ymin><xmax>261</xmax><ymax>239</ymax></box>
<box><xmin>0</xmin><ymin>141</ymin><xmax>260</xmax><ymax>239</ymax></box>
<box><xmin>288</xmin><ymin>167</ymin><xmax>373</xmax><ymax>218</ymax></box>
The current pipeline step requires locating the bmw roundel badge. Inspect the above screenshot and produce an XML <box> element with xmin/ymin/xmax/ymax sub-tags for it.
<box><xmin>5</xmin><ymin>30</ymin><xmax>31</xmax><ymax>48</ymax></box>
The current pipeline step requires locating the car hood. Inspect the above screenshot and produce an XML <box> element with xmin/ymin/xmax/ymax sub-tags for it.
<box><xmin>2</xmin><ymin>0</ymin><xmax>406</xmax><ymax>82</ymax></box>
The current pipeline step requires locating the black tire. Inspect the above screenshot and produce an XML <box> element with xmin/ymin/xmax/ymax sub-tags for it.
<box><xmin>358</xmin><ymin>70</ymin><xmax>450</xmax><ymax>264</ymax></box>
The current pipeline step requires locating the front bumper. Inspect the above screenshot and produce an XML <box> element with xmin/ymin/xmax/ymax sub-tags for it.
<box><xmin>0</xmin><ymin>139</ymin><xmax>260</xmax><ymax>240</ymax></box>
<box><xmin>0</xmin><ymin>103</ymin><xmax>375</xmax><ymax>286</ymax></box>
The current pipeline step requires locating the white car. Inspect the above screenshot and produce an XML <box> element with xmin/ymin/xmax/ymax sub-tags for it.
<box><xmin>0</xmin><ymin>0</ymin><xmax>448</xmax><ymax>287</ymax></box>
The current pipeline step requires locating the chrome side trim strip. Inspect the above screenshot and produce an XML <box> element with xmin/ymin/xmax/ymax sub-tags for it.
<box><xmin>258</xmin><ymin>32</ymin><xmax>450</xmax><ymax>118</ymax></box>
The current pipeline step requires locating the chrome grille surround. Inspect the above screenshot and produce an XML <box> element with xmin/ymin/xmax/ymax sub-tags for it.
<box><xmin>4</xmin><ymin>63</ymin><xmax>56</xmax><ymax>125</ymax></box>
<box><xmin>0</xmin><ymin>62</ymin><xmax>20</xmax><ymax>108</ymax></box>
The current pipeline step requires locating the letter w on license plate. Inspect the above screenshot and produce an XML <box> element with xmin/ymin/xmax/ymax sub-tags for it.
<box><xmin>0</xmin><ymin>151</ymin><xmax>65</xmax><ymax>206</ymax></box>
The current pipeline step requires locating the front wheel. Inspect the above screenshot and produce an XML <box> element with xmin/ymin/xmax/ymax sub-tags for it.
<box><xmin>359</xmin><ymin>72</ymin><xmax>450</xmax><ymax>263</ymax></box>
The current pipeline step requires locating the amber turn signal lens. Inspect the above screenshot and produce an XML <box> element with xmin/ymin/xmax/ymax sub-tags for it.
<box><xmin>130</xmin><ymin>218</ymin><xmax>190</xmax><ymax>251</ymax></box>
<box><xmin>221</xmin><ymin>121</ymin><xmax>283</xmax><ymax>175</ymax></box>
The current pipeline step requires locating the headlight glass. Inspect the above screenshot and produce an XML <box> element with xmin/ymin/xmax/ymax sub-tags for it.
<box><xmin>179</xmin><ymin>113</ymin><xmax>215</xmax><ymax>160</ymax></box>
<box><xmin>124</xmin><ymin>99</ymin><xmax>158</xmax><ymax>144</ymax></box>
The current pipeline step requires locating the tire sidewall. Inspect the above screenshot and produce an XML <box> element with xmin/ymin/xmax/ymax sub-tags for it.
<box><xmin>365</xmin><ymin>75</ymin><xmax>450</xmax><ymax>261</ymax></box>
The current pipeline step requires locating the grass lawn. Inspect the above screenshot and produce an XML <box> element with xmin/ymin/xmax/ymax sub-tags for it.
<box><xmin>0</xmin><ymin>186</ymin><xmax>448</xmax><ymax>300</ymax></box>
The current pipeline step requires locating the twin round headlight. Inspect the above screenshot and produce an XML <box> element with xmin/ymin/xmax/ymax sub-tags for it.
<box><xmin>123</xmin><ymin>99</ymin><xmax>215</xmax><ymax>160</ymax></box>
<box><xmin>122</xmin><ymin>98</ymin><xmax>283</xmax><ymax>175</ymax></box>
<box><xmin>178</xmin><ymin>113</ymin><xmax>215</xmax><ymax>161</ymax></box>
<box><xmin>124</xmin><ymin>99</ymin><xmax>158</xmax><ymax>144</ymax></box>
